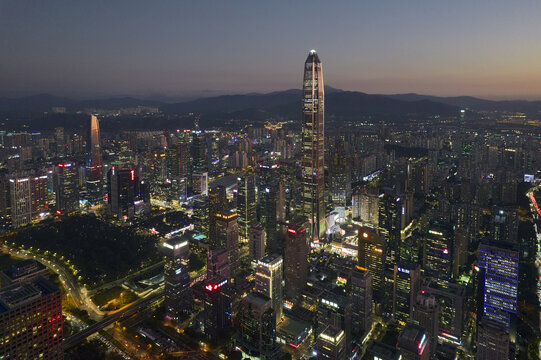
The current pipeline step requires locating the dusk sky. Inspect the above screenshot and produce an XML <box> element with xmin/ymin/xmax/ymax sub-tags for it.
<box><xmin>2</xmin><ymin>1</ymin><xmax>541</xmax><ymax>99</ymax></box>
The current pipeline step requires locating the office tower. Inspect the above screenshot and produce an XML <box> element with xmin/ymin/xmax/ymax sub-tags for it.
<box><xmin>423</xmin><ymin>224</ymin><xmax>453</xmax><ymax>280</ymax></box>
<box><xmin>0</xmin><ymin>277</ymin><xmax>63</xmax><ymax>359</ymax></box>
<box><xmin>30</xmin><ymin>175</ymin><xmax>48</xmax><ymax>219</ymax></box>
<box><xmin>364</xmin><ymin>341</ymin><xmax>401</xmax><ymax>360</ymax></box>
<box><xmin>348</xmin><ymin>265</ymin><xmax>372</xmax><ymax>337</ymax></box>
<box><xmin>316</xmin><ymin>326</ymin><xmax>346</xmax><ymax>360</ymax></box>
<box><xmin>411</xmin><ymin>293</ymin><xmax>439</xmax><ymax>358</ymax></box>
<box><xmin>317</xmin><ymin>292</ymin><xmax>352</xmax><ymax>352</ymax></box>
<box><xmin>207</xmin><ymin>248</ymin><xmax>230</xmax><ymax>280</ymax></box>
<box><xmin>477</xmin><ymin>242</ymin><xmax>519</xmax><ymax>328</ymax></box>
<box><xmin>378</xmin><ymin>191</ymin><xmax>403</xmax><ymax>265</ymax></box>
<box><xmin>329</xmin><ymin>137</ymin><xmax>351</xmax><ymax>208</ymax></box>
<box><xmin>191</xmin><ymin>118</ymin><xmax>206</xmax><ymax>174</ymax></box>
<box><xmin>170</xmin><ymin>177</ymin><xmax>187</xmax><ymax>204</ymax></box>
<box><xmin>169</xmin><ymin>142</ymin><xmax>189</xmax><ymax>179</ymax></box>
<box><xmin>236</xmin><ymin>292</ymin><xmax>278</xmax><ymax>358</ymax></box>
<box><xmin>422</xmin><ymin>279</ymin><xmax>465</xmax><ymax>343</ymax></box>
<box><xmin>8</xmin><ymin>176</ymin><xmax>31</xmax><ymax>227</ymax></box>
<box><xmin>53</xmin><ymin>161</ymin><xmax>79</xmax><ymax>214</ymax></box>
<box><xmin>192</xmin><ymin>171</ymin><xmax>208</xmax><ymax>196</ymax></box>
<box><xmin>160</xmin><ymin>236</ymin><xmax>191</xmax><ymax>321</ymax></box>
<box><xmin>207</xmin><ymin>136</ymin><xmax>221</xmax><ymax>178</ymax></box>
<box><xmin>238</xmin><ymin>173</ymin><xmax>257</xmax><ymax>243</ymax></box>
<box><xmin>255</xmin><ymin>254</ymin><xmax>283</xmax><ymax>323</ymax></box>
<box><xmin>249</xmin><ymin>223</ymin><xmax>265</xmax><ymax>263</ymax></box>
<box><xmin>393</xmin><ymin>263</ymin><xmax>421</xmax><ymax>328</ymax></box>
<box><xmin>284</xmin><ymin>219</ymin><xmax>309</xmax><ymax>298</ymax></box>
<box><xmin>301</xmin><ymin>50</ymin><xmax>325</xmax><ymax>242</ymax></box>
<box><xmin>352</xmin><ymin>190</ymin><xmax>379</xmax><ymax>225</ymax></box>
<box><xmin>357</xmin><ymin>227</ymin><xmax>386</xmax><ymax>302</ymax></box>
<box><xmin>262</xmin><ymin>180</ymin><xmax>285</xmax><ymax>253</ymax></box>
<box><xmin>407</xmin><ymin>160</ymin><xmax>430</xmax><ymax>196</ymax></box>
<box><xmin>203</xmin><ymin>276</ymin><xmax>232</xmax><ymax>345</ymax></box>
<box><xmin>208</xmin><ymin>185</ymin><xmax>227</xmax><ymax>245</ymax></box>
<box><xmin>0</xmin><ymin>260</ymin><xmax>48</xmax><ymax>287</ymax></box>
<box><xmin>476</xmin><ymin>318</ymin><xmax>509</xmax><ymax>360</ymax></box>
<box><xmin>89</xmin><ymin>115</ymin><xmax>103</xmax><ymax>182</ymax></box>
<box><xmin>107</xmin><ymin>164</ymin><xmax>148</xmax><ymax>218</ymax></box>
<box><xmin>397</xmin><ymin>323</ymin><xmax>429</xmax><ymax>360</ymax></box>
<box><xmin>54</xmin><ymin>126</ymin><xmax>65</xmax><ymax>157</ymax></box>
<box><xmin>491</xmin><ymin>206</ymin><xmax>518</xmax><ymax>244</ymax></box>
<box><xmin>215</xmin><ymin>211</ymin><xmax>240</xmax><ymax>280</ymax></box>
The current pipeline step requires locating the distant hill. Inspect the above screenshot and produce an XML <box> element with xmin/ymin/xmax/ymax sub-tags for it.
<box><xmin>161</xmin><ymin>90</ymin><xmax>460</xmax><ymax>119</ymax></box>
<box><xmin>0</xmin><ymin>94</ymin><xmax>163</xmax><ymax>114</ymax></box>
<box><xmin>385</xmin><ymin>93</ymin><xmax>541</xmax><ymax>113</ymax></box>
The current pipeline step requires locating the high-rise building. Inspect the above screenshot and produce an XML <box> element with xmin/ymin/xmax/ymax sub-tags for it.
<box><xmin>237</xmin><ymin>173</ymin><xmax>257</xmax><ymax>243</ymax></box>
<box><xmin>107</xmin><ymin>164</ymin><xmax>149</xmax><ymax>218</ymax></box>
<box><xmin>477</xmin><ymin>242</ymin><xmax>519</xmax><ymax>328</ymax></box>
<box><xmin>476</xmin><ymin>318</ymin><xmax>509</xmax><ymax>360</ymax></box>
<box><xmin>208</xmin><ymin>185</ymin><xmax>227</xmax><ymax>245</ymax></box>
<box><xmin>317</xmin><ymin>292</ymin><xmax>352</xmax><ymax>352</ymax></box>
<box><xmin>89</xmin><ymin>115</ymin><xmax>103</xmax><ymax>183</ymax></box>
<box><xmin>207</xmin><ymin>248</ymin><xmax>230</xmax><ymax>281</ymax></box>
<box><xmin>215</xmin><ymin>211</ymin><xmax>240</xmax><ymax>280</ymax></box>
<box><xmin>423</xmin><ymin>224</ymin><xmax>453</xmax><ymax>280</ymax></box>
<box><xmin>393</xmin><ymin>263</ymin><xmax>421</xmax><ymax>328</ymax></box>
<box><xmin>236</xmin><ymin>292</ymin><xmax>278</xmax><ymax>359</ymax></box>
<box><xmin>53</xmin><ymin>161</ymin><xmax>79</xmax><ymax>214</ymax></box>
<box><xmin>0</xmin><ymin>259</ymin><xmax>49</xmax><ymax>287</ymax></box>
<box><xmin>284</xmin><ymin>219</ymin><xmax>309</xmax><ymax>299</ymax></box>
<box><xmin>262</xmin><ymin>180</ymin><xmax>285</xmax><ymax>254</ymax></box>
<box><xmin>422</xmin><ymin>279</ymin><xmax>465</xmax><ymax>343</ymax></box>
<box><xmin>491</xmin><ymin>206</ymin><xmax>518</xmax><ymax>245</ymax></box>
<box><xmin>160</xmin><ymin>236</ymin><xmax>191</xmax><ymax>321</ymax></box>
<box><xmin>248</xmin><ymin>223</ymin><xmax>266</xmax><ymax>263</ymax></box>
<box><xmin>411</xmin><ymin>293</ymin><xmax>439</xmax><ymax>358</ymax></box>
<box><xmin>54</xmin><ymin>126</ymin><xmax>65</xmax><ymax>157</ymax></box>
<box><xmin>357</xmin><ymin>227</ymin><xmax>386</xmax><ymax>302</ymax></box>
<box><xmin>316</xmin><ymin>326</ymin><xmax>347</xmax><ymax>360</ymax></box>
<box><xmin>9</xmin><ymin>177</ymin><xmax>32</xmax><ymax>227</ymax></box>
<box><xmin>0</xmin><ymin>276</ymin><xmax>63</xmax><ymax>359</ymax></box>
<box><xmin>203</xmin><ymin>276</ymin><xmax>232</xmax><ymax>345</ymax></box>
<box><xmin>192</xmin><ymin>171</ymin><xmax>208</xmax><ymax>196</ymax></box>
<box><xmin>348</xmin><ymin>265</ymin><xmax>372</xmax><ymax>338</ymax></box>
<box><xmin>397</xmin><ymin>323</ymin><xmax>429</xmax><ymax>360</ymax></box>
<box><xmin>301</xmin><ymin>50</ymin><xmax>325</xmax><ymax>242</ymax></box>
<box><xmin>255</xmin><ymin>254</ymin><xmax>283</xmax><ymax>323</ymax></box>
<box><xmin>352</xmin><ymin>190</ymin><xmax>379</xmax><ymax>225</ymax></box>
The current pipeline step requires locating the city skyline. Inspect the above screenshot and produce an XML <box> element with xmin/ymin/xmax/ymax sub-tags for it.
<box><xmin>2</xmin><ymin>1</ymin><xmax>541</xmax><ymax>99</ymax></box>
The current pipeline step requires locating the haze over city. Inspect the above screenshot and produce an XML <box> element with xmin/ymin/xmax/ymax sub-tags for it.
<box><xmin>2</xmin><ymin>1</ymin><xmax>541</xmax><ymax>99</ymax></box>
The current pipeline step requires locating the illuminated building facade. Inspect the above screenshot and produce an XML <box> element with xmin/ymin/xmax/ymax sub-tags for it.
<box><xmin>107</xmin><ymin>164</ymin><xmax>148</xmax><ymax>218</ymax></box>
<box><xmin>237</xmin><ymin>173</ymin><xmax>257</xmax><ymax>244</ymax></box>
<box><xmin>301</xmin><ymin>50</ymin><xmax>325</xmax><ymax>242</ymax></box>
<box><xmin>0</xmin><ymin>277</ymin><xmax>63</xmax><ymax>359</ymax></box>
<box><xmin>411</xmin><ymin>293</ymin><xmax>439</xmax><ymax>358</ymax></box>
<box><xmin>255</xmin><ymin>254</ymin><xmax>283</xmax><ymax>323</ymax></box>
<box><xmin>236</xmin><ymin>292</ymin><xmax>278</xmax><ymax>358</ymax></box>
<box><xmin>393</xmin><ymin>263</ymin><xmax>421</xmax><ymax>328</ymax></box>
<box><xmin>317</xmin><ymin>292</ymin><xmax>352</xmax><ymax>352</ymax></box>
<box><xmin>316</xmin><ymin>326</ymin><xmax>346</xmax><ymax>360</ymax></box>
<box><xmin>423</xmin><ymin>224</ymin><xmax>453</xmax><ymax>280</ymax></box>
<box><xmin>160</xmin><ymin>236</ymin><xmax>191</xmax><ymax>321</ymax></box>
<box><xmin>476</xmin><ymin>318</ymin><xmax>509</xmax><ymax>360</ymax></box>
<box><xmin>248</xmin><ymin>223</ymin><xmax>265</xmax><ymax>263</ymax></box>
<box><xmin>53</xmin><ymin>161</ymin><xmax>79</xmax><ymax>214</ymax></box>
<box><xmin>203</xmin><ymin>276</ymin><xmax>232</xmax><ymax>345</ymax></box>
<box><xmin>348</xmin><ymin>265</ymin><xmax>372</xmax><ymax>337</ymax></box>
<box><xmin>477</xmin><ymin>242</ymin><xmax>518</xmax><ymax>328</ymax></box>
<box><xmin>284</xmin><ymin>219</ymin><xmax>309</xmax><ymax>299</ymax></box>
<box><xmin>215</xmin><ymin>211</ymin><xmax>240</xmax><ymax>280</ymax></box>
<box><xmin>89</xmin><ymin>115</ymin><xmax>103</xmax><ymax>183</ymax></box>
<box><xmin>357</xmin><ymin>227</ymin><xmax>386</xmax><ymax>302</ymax></box>
<box><xmin>208</xmin><ymin>185</ymin><xmax>227</xmax><ymax>246</ymax></box>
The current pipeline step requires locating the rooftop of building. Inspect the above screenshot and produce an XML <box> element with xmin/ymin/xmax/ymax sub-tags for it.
<box><xmin>423</xmin><ymin>279</ymin><xmax>465</xmax><ymax>297</ymax></box>
<box><xmin>366</xmin><ymin>340</ymin><xmax>401</xmax><ymax>360</ymax></box>
<box><xmin>277</xmin><ymin>316</ymin><xmax>312</xmax><ymax>338</ymax></box>
<box><xmin>0</xmin><ymin>276</ymin><xmax>58</xmax><ymax>313</ymax></box>
<box><xmin>243</xmin><ymin>291</ymin><xmax>271</xmax><ymax>308</ymax></box>
<box><xmin>397</xmin><ymin>323</ymin><xmax>427</xmax><ymax>353</ymax></box>
<box><xmin>257</xmin><ymin>253</ymin><xmax>282</xmax><ymax>265</ymax></box>
<box><xmin>1</xmin><ymin>259</ymin><xmax>47</xmax><ymax>281</ymax></box>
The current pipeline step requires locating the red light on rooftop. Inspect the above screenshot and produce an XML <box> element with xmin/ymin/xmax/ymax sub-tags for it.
<box><xmin>205</xmin><ymin>285</ymin><xmax>213</xmax><ymax>291</ymax></box>
<box><xmin>443</xmin><ymin>248</ymin><xmax>449</xmax><ymax>254</ymax></box>
<box><xmin>362</xmin><ymin>232</ymin><xmax>369</xmax><ymax>239</ymax></box>
<box><xmin>287</xmin><ymin>228</ymin><xmax>296</xmax><ymax>234</ymax></box>
<box><xmin>213</xmin><ymin>284</ymin><xmax>218</xmax><ymax>290</ymax></box>
<box><xmin>130</xmin><ymin>169</ymin><xmax>135</xmax><ymax>181</ymax></box>
<box><xmin>300</xmin><ymin>228</ymin><xmax>306</xmax><ymax>233</ymax></box>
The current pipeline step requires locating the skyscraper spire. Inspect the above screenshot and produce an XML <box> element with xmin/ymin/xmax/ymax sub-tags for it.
<box><xmin>301</xmin><ymin>50</ymin><xmax>326</xmax><ymax>242</ymax></box>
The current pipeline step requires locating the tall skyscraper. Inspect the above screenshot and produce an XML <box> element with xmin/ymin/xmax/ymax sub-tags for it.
<box><xmin>215</xmin><ymin>211</ymin><xmax>240</xmax><ymax>281</ymax></box>
<box><xmin>208</xmin><ymin>184</ymin><xmax>226</xmax><ymax>245</ymax></box>
<box><xmin>0</xmin><ymin>277</ymin><xmax>63</xmax><ymax>359</ymax></box>
<box><xmin>301</xmin><ymin>50</ymin><xmax>325</xmax><ymax>242</ymax></box>
<box><xmin>477</xmin><ymin>242</ymin><xmax>519</xmax><ymax>328</ymax></box>
<box><xmin>423</xmin><ymin>224</ymin><xmax>453</xmax><ymax>280</ymax></box>
<box><xmin>53</xmin><ymin>161</ymin><xmax>79</xmax><ymax>214</ymax></box>
<box><xmin>160</xmin><ymin>236</ymin><xmax>191</xmax><ymax>321</ymax></box>
<box><xmin>255</xmin><ymin>254</ymin><xmax>283</xmax><ymax>323</ymax></box>
<box><xmin>348</xmin><ymin>265</ymin><xmax>373</xmax><ymax>338</ymax></box>
<box><xmin>203</xmin><ymin>276</ymin><xmax>232</xmax><ymax>345</ymax></box>
<box><xmin>248</xmin><ymin>223</ymin><xmax>265</xmax><ymax>263</ymax></box>
<box><xmin>237</xmin><ymin>173</ymin><xmax>257</xmax><ymax>244</ymax></box>
<box><xmin>411</xmin><ymin>293</ymin><xmax>439</xmax><ymax>358</ymax></box>
<box><xmin>107</xmin><ymin>164</ymin><xmax>149</xmax><ymax>218</ymax></box>
<box><xmin>316</xmin><ymin>326</ymin><xmax>347</xmax><ymax>360</ymax></box>
<box><xmin>393</xmin><ymin>263</ymin><xmax>421</xmax><ymax>328</ymax></box>
<box><xmin>317</xmin><ymin>292</ymin><xmax>352</xmax><ymax>352</ymax></box>
<box><xmin>397</xmin><ymin>323</ymin><xmax>429</xmax><ymax>360</ymax></box>
<box><xmin>358</xmin><ymin>227</ymin><xmax>386</xmax><ymax>303</ymax></box>
<box><xmin>207</xmin><ymin>248</ymin><xmax>230</xmax><ymax>281</ymax></box>
<box><xmin>284</xmin><ymin>219</ymin><xmax>309</xmax><ymax>299</ymax></box>
<box><xmin>476</xmin><ymin>318</ymin><xmax>510</xmax><ymax>360</ymax></box>
<box><xmin>236</xmin><ymin>292</ymin><xmax>278</xmax><ymax>358</ymax></box>
<box><xmin>89</xmin><ymin>115</ymin><xmax>103</xmax><ymax>182</ymax></box>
